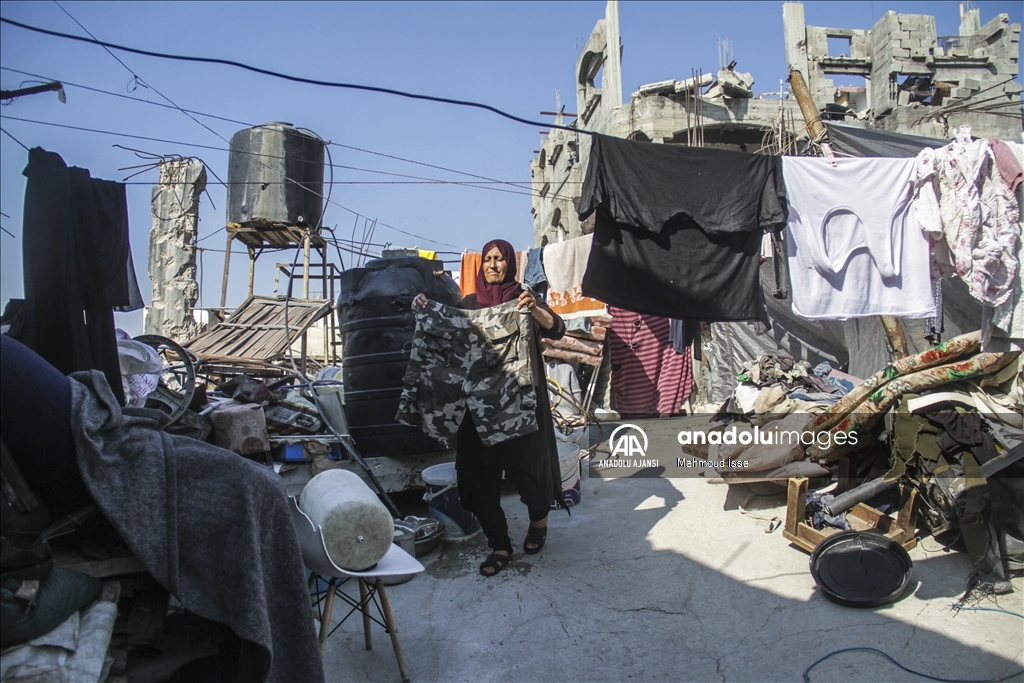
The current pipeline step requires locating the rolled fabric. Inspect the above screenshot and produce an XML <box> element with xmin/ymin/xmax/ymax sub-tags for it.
<box><xmin>809</xmin><ymin>331</ymin><xmax>982</xmax><ymax>435</ymax></box>
<box><xmin>300</xmin><ymin>470</ymin><xmax>394</xmax><ymax>571</ymax></box>
<box><xmin>808</xmin><ymin>350</ymin><xmax>1018</xmax><ymax>461</ymax></box>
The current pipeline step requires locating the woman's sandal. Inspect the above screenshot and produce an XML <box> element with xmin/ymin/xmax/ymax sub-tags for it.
<box><xmin>479</xmin><ymin>551</ymin><xmax>511</xmax><ymax>577</ymax></box>
<box><xmin>523</xmin><ymin>525</ymin><xmax>548</xmax><ymax>555</ymax></box>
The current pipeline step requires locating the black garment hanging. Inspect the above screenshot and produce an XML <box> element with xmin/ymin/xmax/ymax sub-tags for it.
<box><xmin>20</xmin><ymin>148</ymin><xmax>143</xmax><ymax>405</ymax></box>
<box><xmin>578</xmin><ymin>134</ymin><xmax>787</xmax><ymax>321</ymax></box>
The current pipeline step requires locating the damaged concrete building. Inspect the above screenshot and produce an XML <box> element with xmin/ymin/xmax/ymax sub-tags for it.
<box><xmin>784</xmin><ymin>1</ymin><xmax>1021</xmax><ymax>139</ymax></box>
<box><xmin>532</xmin><ymin>1</ymin><xmax>805</xmax><ymax>246</ymax></box>
<box><xmin>532</xmin><ymin>1</ymin><xmax>1022</xmax><ymax>247</ymax></box>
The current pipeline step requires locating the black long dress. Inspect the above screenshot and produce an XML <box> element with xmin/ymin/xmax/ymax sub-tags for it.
<box><xmin>454</xmin><ymin>294</ymin><xmax>567</xmax><ymax>541</ymax></box>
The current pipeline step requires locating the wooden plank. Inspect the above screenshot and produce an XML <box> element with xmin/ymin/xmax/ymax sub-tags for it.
<box><xmin>784</xmin><ymin>477</ymin><xmax>808</xmax><ymax>540</ymax></box>
<box><xmin>894</xmin><ymin>487</ymin><xmax>918</xmax><ymax>547</ymax></box>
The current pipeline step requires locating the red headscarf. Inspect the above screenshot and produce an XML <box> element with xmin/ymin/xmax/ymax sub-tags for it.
<box><xmin>475</xmin><ymin>239</ymin><xmax>522</xmax><ymax>307</ymax></box>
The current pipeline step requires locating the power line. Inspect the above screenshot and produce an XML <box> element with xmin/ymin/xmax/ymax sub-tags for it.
<box><xmin>0</xmin><ymin>15</ymin><xmax>588</xmax><ymax>136</ymax></box>
<box><xmin>1</xmin><ymin>66</ymin><xmax>252</xmax><ymax>128</ymax></box>
<box><xmin>1</xmin><ymin>65</ymin><xmax>581</xmax><ymax>192</ymax></box>
<box><xmin>0</xmin><ymin>114</ymin><xmax>579</xmax><ymax>201</ymax></box>
<box><xmin>0</xmin><ymin>113</ymin><xmax>465</xmax><ymax>249</ymax></box>
<box><xmin>0</xmin><ymin>125</ymin><xmax>29</xmax><ymax>150</ymax></box>
<box><xmin>120</xmin><ymin>179</ymin><xmax>534</xmax><ymax>186</ymax></box>
<box><xmin>51</xmin><ymin>1</ymin><xmax>230</xmax><ymax>146</ymax></box>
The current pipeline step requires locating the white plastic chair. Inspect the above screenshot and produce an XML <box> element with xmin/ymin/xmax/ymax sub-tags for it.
<box><xmin>288</xmin><ymin>496</ymin><xmax>424</xmax><ymax>683</ymax></box>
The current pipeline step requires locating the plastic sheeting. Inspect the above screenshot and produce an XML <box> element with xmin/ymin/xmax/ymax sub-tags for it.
<box><xmin>825</xmin><ymin>122</ymin><xmax>947</xmax><ymax>158</ymax></box>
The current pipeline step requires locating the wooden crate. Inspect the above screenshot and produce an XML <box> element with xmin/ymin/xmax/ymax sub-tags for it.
<box><xmin>783</xmin><ymin>476</ymin><xmax>918</xmax><ymax>553</ymax></box>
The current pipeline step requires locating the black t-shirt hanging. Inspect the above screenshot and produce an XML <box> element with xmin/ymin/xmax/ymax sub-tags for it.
<box><xmin>579</xmin><ymin>134</ymin><xmax>786</xmax><ymax>321</ymax></box>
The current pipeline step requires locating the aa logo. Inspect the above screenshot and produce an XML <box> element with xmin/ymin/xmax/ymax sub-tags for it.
<box><xmin>609</xmin><ymin>424</ymin><xmax>648</xmax><ymax>458</ymax></box>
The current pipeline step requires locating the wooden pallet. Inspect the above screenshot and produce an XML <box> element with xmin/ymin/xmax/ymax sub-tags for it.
<box><xmin>183</xmin><ymin>295</ymin><xmax>331</xmax><ymax>362</ymax></box>
<box><xmin>783</xmin><ymin>476</ymin><xmax>918</xmax><ymax>553</ymax></box>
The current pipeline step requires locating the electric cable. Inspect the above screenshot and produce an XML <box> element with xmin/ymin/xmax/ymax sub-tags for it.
<box><xmin>802</xmin><ymin>647</ymin><xmax>1024</xmax><ymax>683</ymax></box>
<box><xmin>950</xmin><ymin>605</ymin><xmax>1024</xmax><ymax>619</ymax></box>
<box><xmin>0</xmin><ymin>114</ymin><xmax>572</xmax><ymax>244</ymax></box>
<box><xmin>1</xmin><ymin>125</ymin><xmax>29</xmax><ymax>150</ymax></box>
<box><xmin>51</xmin><ymin>2</ymin><xmax>232</xmax><ymax>146</ymax></box>
<box><xmin>0</xmin><ymin>113</ymin><xmax>466</xmax><ymax>249</ymax></box>
<box><xmin>1</xmin><ymin>64</ymin><xmax>573</xmax><ymax>193</ymax></box>
<box><xmin>0</xmin><ymin>15</ymin><xmax>589</xmax><ymax>136</ymax></box>
<box><xmin>2</xmin><ymin>65</ymin><xmax>252</xmax><ymax>127</ymax></box>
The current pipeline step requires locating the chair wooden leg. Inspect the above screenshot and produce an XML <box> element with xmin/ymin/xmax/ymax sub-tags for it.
<box><xmin>318</xmin><ymin>577</ymin><xmax>338</xmax><ymax>653</ymax></box>
<box><xmin>359</xmin><ymin>578</ymin><xmax>373</xmax><ymax>651</ymax></box>
<box><xmin>376</xmin><ymin>578</ymin><xmax>411</xmax><ymax>683</ymax></box>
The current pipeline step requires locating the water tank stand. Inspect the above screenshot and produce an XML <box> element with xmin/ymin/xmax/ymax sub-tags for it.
<box><xmin>219</xmin><ymin>223</ymin><xmax>329</xmax><ymax>309</ymax></box>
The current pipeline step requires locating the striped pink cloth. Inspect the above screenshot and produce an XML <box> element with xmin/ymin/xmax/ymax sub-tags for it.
<box><xmin>608</xmin><ymin>306</ymin><xmax>694</xmax><ymax>418</ymax></box>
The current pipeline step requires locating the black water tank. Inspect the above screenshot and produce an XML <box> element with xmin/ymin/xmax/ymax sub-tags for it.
<box><xmin>226</xmin><ymin>122</ymin><xmax>324</xmax><ymax>227</ymax></box>
<box><xmin>339</xmin><ymin>257</ymin><xmax>463</xmax><ymax>457</ymax></box>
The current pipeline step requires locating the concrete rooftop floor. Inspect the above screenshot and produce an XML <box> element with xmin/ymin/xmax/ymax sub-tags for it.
<box><xmin>320</xmin><ymin>418</ymin><xmax>1024</xmax><ymax>683</ymax></box>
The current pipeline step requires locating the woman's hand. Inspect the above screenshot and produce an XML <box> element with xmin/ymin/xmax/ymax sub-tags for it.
<box><xmin>518</xmin><ymin>290</ymin><xmax>554</xmax><ymax>330</ymax></box>
<box><xmin>412</xmin><ymin>293</ymin><xmax>428</xmax><ymax>310</ymax></box>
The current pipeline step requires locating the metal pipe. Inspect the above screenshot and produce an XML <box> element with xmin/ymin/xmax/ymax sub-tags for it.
<box><xmin>823</xmin><ymin>477</ymin><xmax>900</xmax><ymax>516</ymax></box>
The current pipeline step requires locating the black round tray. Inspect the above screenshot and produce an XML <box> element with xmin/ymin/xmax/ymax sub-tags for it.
<box><xmin>810</xmin><ymin>530</ymin><xmax>913</xmax><ymax>608</ymax></box>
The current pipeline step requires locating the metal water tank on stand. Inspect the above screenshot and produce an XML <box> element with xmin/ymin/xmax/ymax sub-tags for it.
<box><xmin>338</xmin><ymin>257</ymin><xmax>462</xmax><ymax>456</ymax></box>
<box><xmin>226</xmin><ymin>122</ymin><xmax>324</xmax><ymax>229</ymax></box>
<box><xmin>220</xmin><ymin>122</ymin><xmax>329</xmax><ymax>311</ymax></box>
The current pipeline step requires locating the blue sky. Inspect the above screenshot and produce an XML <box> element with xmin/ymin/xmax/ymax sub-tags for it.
<box><xmin>1</xmin><ymin>1</ymin><xmax>1020</xmax><ymax>334</ymax></box>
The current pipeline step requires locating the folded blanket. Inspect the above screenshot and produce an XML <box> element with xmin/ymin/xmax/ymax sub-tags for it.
<box><xmin>69</xmin><ymin>371</ymin><xmax>324</xmax><ymax>683</ymax></box>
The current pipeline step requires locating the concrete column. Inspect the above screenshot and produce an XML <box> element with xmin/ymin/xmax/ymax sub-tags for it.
<box><xmin>604</xmin><ymin>0</ymin><xmax>623</xmax><ymax>108</ymax></box>
<box><xmin>783</xmin><ymin>3</ymin><xmax>809</xmax><ymax>75</ymax></box>
<box><xmin>145</xmin><ymin>158</ymin><xmax>207</xmax><ymax>342</ymax></box>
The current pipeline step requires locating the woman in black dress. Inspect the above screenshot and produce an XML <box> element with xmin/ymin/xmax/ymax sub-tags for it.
<box><xmin>414</xmin><ymin>239</ymin><xmax>566</xmax><ymax>576</ymax></box>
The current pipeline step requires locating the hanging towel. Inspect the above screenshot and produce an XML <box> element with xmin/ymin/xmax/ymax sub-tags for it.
<box><xmin>460</xmin><ymin>250</ymin><xmax>527</xmax><ymax>294</ymax></box>
<box><xmin>544</xmin><ymin>234</ymin><xmax>607</xmax><ymax>320</ymax></box>
<box><xmin>783</xmin><ymin>156</ymin><xmax>936</xmax><ymax>321</ymax></box>
<box><xmin>459</xmin><ymin>251</ymin><xmax>482</xmax><ymax>296</ymax></box>
<box><xmin>515</xmin><ymin>250</ymin><xmax>529</xmax><ymax>284</ymax></box>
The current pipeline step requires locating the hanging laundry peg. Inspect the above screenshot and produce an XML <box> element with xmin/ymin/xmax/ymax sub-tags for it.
<box><xmin>820</xmin><ymin>141</ymin><xmax>838</xmax><ymax>168</ymax></box>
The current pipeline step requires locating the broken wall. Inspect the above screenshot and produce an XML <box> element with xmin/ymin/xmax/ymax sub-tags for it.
<box><xmin>145</xmin><ymin>159</ymin><xmax>206</xmax><ymax>342</ymax></box>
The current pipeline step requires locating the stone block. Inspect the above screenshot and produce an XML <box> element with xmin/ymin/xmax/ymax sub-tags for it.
<box><xmin>962</xmin><ymin>77</ymin><xmax>981</xmax><ymax>91</ymax></box>
<box><xmin>1003</xmin><ymin>82</ymin><xmax>1023</xmax><ymax>94</ymax></box>
<box><xmin>894</xmin><ymin>47</ymin><xmax>911</xmax><ymax>57</ymax></box>
<box><xmin>934</xmin><ymin>46</ymin><xmax>945</xmax><ymax>57</ymax></box>
<box><xmin>950</xmin><ymin>87</ymin><xmax>971</xmax><ymax>99</ymax></box>
<box><xmin>988</xmin><ymin>58</ymin><xmax>1019</xmax><ymax>72</ymax></box>
<box><xmin>898</xmin><ymin>90</ymin><xmax>911</xmax><ymax>106</ymax></box>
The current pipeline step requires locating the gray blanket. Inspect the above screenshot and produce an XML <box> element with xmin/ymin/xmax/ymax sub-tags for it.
<box><xmin>69</xmin><ymin>371</ymin><xmax>324</xmax><ymax>683</ymax></box>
